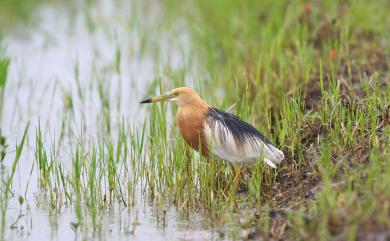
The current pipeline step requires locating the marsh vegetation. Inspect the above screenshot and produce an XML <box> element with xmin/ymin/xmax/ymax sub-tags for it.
<box><xmin>0</xmin><ymin>0</ymin><xmax>389</xmax><ymax>240</ymax></box>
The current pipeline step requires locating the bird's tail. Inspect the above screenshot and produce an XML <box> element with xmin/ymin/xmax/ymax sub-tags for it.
<box><xmin>264</xmin><ymin>145</ymin><xmax>285</xmax><ymax>168</ymax></box>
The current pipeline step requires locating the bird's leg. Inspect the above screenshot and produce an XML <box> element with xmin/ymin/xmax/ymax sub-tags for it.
<box><xmin>232</xmin><ymin>165</ymin><xmax>241</xmax><ymax>193</ymax></box>
<box><xmin>224</xmin><ymin>164</ymin><xmax>241</xmax><ymax>193</ymax></box>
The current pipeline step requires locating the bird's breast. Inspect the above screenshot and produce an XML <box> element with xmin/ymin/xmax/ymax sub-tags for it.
<box><xmin>176</xmin><ymin>106</ymin><xmax>209</xmax><ymax>156</ymax></box>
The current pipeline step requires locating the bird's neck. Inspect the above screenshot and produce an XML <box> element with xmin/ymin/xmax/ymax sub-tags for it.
<box><xmin>176</xmin><ymin>99</ymin><xmax>209</xmax><ymax>131</ymax></box>
<box><xmin>177</xmin><ymin>99</ymin><xmax>209</xmax><ymax>119</ymax></box>
<box><xmin>176</xmin><ymin>99</ymin><xmax>210</xmax><ymax>157</ymax></box>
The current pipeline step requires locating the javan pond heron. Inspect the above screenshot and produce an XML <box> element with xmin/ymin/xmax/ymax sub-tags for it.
<box><xmin>141</xmin><ymin>87</ymin><xmax>284</xmax><ymax>191</ymax></box>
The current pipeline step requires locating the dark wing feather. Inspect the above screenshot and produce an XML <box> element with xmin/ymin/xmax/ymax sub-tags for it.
<box><xmin>206</xmin><ymin>107</ymin><xmax>275</xmax><ymax>151</ymax></box>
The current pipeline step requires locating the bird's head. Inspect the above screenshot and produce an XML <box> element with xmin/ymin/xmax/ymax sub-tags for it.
<box><xmin>140</xmin><ymin>87</ymin><xmax>203</xmax><ymax>106</ymax></box>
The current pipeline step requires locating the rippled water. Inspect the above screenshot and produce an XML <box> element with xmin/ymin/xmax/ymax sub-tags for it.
<box><xmin>0</xmin><ymin>1</ymin><xmax>218</xmax><ymax>240</ymax></box>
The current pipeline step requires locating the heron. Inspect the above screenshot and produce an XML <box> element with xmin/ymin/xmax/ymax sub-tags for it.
<box><xmin>140</xmin><ymin>87</ymin><xmax>284</xmax><ymax>192</ymax></box>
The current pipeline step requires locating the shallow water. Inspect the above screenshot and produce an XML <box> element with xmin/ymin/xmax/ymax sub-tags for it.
<box><xmin>0</xmin><ymin>1</ymin><xmax>221</xmax><ymax>240</ymax></box>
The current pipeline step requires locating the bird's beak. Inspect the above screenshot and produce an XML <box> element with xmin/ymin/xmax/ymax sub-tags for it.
<box><xmin>140</xmin><ymin>93</ymin><xmax>176</xmax><ymax>104</ymax></box>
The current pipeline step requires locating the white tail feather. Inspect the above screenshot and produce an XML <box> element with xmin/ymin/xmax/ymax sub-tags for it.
<box><xmin>262</xmin><ymin>145</ymin><xmax>284</xmax><ymax>168</ymax></box>
<box><xmin>264</xmin><ymin>158</ymin><xmax>277</xmax><ymax>168</ymax></box>
<box><xmin>267</xmin><ymin>145</ymin><xmax>285</xmax><ymax>164</ymax></box>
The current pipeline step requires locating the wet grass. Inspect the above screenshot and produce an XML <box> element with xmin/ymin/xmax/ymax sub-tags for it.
<box><xmin>0</xmin><ymin>0</ymin><xmax>389</xmax><ymax>240</ymax></box>
<box><xmin>0</xmin><ymin>54</ymin><xmax>9</xmax><ymax>121</ymax></box>
<box><xmin>0</xmin><ymin>123</ymin><xmax>29</xmax><ymax>241</ymax></box>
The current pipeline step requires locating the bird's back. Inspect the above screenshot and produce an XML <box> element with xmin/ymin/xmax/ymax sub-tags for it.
<box><xmin>176</xmin><ymin>98</ymin><xmax>284</xmax><ymax>168</ymax></box>
<box><xmin>204</xmin><ymin>107</ymin><xmax>284</xmax><ymax>168</ymax></box>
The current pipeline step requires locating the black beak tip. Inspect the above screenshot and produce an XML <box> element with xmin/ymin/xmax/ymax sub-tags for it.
<box><xmin>140</xmin><ymin>98</ymin><xmax>152</xmax><ymax>104</ymax></box>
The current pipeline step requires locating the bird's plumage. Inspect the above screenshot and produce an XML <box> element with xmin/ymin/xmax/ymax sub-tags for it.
<box><xmin>204</xmin><ymin>107</ymin><xmax>284</xmax><ymax>167</ymax></box>
<box><xmin>141</xmin><ymin>87</ymin><xmax>285</xmax><ymax>168</ymax></box>
<box><xmin>176</xmin><ymin>97</ymin><xmax>210</xmax><ymax>157</ymax></box>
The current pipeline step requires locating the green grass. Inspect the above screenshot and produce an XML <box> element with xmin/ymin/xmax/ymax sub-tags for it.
<box><xmin>0</xmin><ymin>123</ymin><xmax>29</xmax><ymax>241</ymax></box>
<box><xmin>160</xmin><ymin>0</ymin><xmax>389</xmax><ymax>239</ymax></box>
<box><xmin>0</xmin><ymin>0</ymin><xmax>389</xmax><ymax>240</ymax></box>
<box><xmin>138</xmin><ymin>0</ymin><xmax>390</xmax><ymax>239</ymax></box>
<box><xmin>0</xmin><ymin>0</ymin><xmax>66</xmax><ymax>34</ymax></box>
<box><xmin>0</xmin><ymin>54</ymin><xmax>10</xmax><ymax>121</ymax></box>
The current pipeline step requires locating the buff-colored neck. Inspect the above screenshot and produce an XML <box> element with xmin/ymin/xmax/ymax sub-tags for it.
<box><xmin>177</xmin><ymin>96</ymin><xmax>209</xmax><ymax>118</ymax></box>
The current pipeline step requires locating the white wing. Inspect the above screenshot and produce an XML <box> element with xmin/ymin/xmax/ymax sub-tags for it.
<box><xmin>204</xmin><ymin>108</ymin><xmax>284</xmax><ymax>168</ymax></box>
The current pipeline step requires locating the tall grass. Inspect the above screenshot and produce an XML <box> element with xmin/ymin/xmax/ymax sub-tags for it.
<box><xmin>0</xmin><ymin>55</ymin><xmax>10</xmax><ymax>121</ymax></box>
<box><xmin>137</xmin><ymin>0</ymin><xmax>390</xmax><ymax>239</ymax></box>
<box><xmin>0</xmin><ymin>123</ymin><xmax>29</xmax><ymax>241</ymax></box>
<box><xmin>0</xmin><ymin>0</ymin><xmax>389</xmax><ymax>240</ymax></box>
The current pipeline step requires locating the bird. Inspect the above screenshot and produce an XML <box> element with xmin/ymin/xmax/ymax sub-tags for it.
<box><xmin>140</xmin><ymin>87</ymin><xmax>284</xmax><ymax>192</ymax></box>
